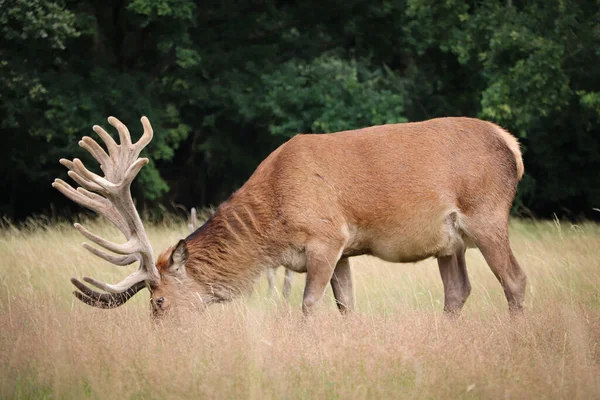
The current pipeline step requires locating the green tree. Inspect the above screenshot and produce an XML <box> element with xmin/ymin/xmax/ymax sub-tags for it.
<box><xmin>1</xmin><ymin>0</ymin><xmax>599</xmax><ymax>220</ymax></box>
<box><xmin>0</xmin><ymin>0</ymin><xmax>195</xmax><ymax>218</ymax></box>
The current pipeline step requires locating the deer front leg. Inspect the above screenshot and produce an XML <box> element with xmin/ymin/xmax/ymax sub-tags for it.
<box><xmin>302</xmin><ymin>243</ymin><xmax>344</xmax><ymax>316</ymax></box>
<box><xmin>330</xmin><ymin>257</ymin><xmax>354</xmax><ymax>314</ymax></box>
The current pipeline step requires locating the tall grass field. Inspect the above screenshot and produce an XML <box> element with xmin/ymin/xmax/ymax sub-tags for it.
<box><xmin>1</xmin><ymin>218</ymin><xmax>599</xmax><ymax>399</ymax></box>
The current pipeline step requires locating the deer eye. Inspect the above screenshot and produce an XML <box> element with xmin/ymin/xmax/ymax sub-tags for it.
<box><xmin>151</xmin><ymin>296</ymin><xmax>165</xmax><ymax>310</ymax></box>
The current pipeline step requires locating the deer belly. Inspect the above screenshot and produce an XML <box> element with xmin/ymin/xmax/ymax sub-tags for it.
<box><xmin>355</xmin><ymin>212</ymin><xmax>470</xmax><ymax>263</ymax></box>
<box><xmin>279</xmin><ymin>249</ymin><xmax>308</xmax><ymax>273</ymax></box>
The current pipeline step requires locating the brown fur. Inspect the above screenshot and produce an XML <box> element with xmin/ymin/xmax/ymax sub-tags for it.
<box><xmin>156</xmin><ymin>247</ymin><xmax>174</xmax><ymax>272</ymax></box>
<box><xmin>153</xmin><ymin>117</ymin><xmax>527</xmax><ymax>316</ymax></box>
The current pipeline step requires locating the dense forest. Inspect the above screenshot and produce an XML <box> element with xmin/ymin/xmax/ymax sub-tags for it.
<box><xmin>1</xmin><ymin>0</ymin><xmax>599</xmax><ymax>221</ymax></box>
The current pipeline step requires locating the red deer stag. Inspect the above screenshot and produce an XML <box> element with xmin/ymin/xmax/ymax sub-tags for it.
<box><xmin>54</xmin><ymin>116</ymin><xmax>526</xmax><ymax>317</ymax></box>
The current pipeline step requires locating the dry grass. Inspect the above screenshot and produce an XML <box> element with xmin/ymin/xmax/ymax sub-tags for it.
<box><xmin>1</xmin><ymin>218</ymin><xmax>599</xmax><ymax>399</ymax></box>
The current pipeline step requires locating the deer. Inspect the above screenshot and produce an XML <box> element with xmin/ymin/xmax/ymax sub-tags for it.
<box><xmin>188</xmin><ymin>207</ymin><xmax>294</xmax><ymax>299</ymax></box>
<box><xmin>53</xmin><ymin>116</ymin><xmax>526</xmax><ymax>317</ymax></box>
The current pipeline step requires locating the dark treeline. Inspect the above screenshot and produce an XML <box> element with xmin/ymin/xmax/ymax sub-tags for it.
<box><xmin>1</xmin><ymin>0</ymin><xmax>599</xmax><ymax>221</ymax></box>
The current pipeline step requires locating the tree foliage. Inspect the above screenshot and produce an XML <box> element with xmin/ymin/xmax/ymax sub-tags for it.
<box><xmin>1</xmin><ymin>0</ymin><xmax>599</xmax><ymax>220</ymax></box>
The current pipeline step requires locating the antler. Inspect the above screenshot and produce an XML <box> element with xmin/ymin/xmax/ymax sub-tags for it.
<box><xmin>187</xmin><ymin>207</ymin><xmax>198</xmax><ymax>232</ymax></box>
<box><xmin>53</xmin><ymin>116</ymin><xmax>159</xmax><ymax>308</ymax></box>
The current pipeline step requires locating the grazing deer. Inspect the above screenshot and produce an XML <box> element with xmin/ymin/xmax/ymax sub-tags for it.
<box><xmin>188</xmin><ymin>207</ymin><xmax>294</xmax><ymax>299</ymax></box>
<box><xmin>54</xmin><ymin>116</ymin><xmax>526</xmax><ymax>317</ymax></box>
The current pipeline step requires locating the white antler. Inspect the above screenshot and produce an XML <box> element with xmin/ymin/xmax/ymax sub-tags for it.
<box><xmin>53</xmin><ymin>116</ymin><xmax>159</xmax><ymax>307</ymax></box>
<box><xmin>187</xmin><ymin>207</ymin><xmax>199</xmax><ymax>232</ymax></box>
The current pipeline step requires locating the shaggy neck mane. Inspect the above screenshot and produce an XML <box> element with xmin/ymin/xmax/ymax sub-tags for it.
<box><xmin>184</xmin><ymin>192</ymin><xmax>275</xmax><ymax>301</ymax></box>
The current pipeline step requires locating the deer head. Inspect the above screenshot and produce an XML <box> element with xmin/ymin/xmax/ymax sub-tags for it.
<box><xmin>53</xmin><ymin>117</ymin><xmax>203</xmax><ymax>317</ymax></box>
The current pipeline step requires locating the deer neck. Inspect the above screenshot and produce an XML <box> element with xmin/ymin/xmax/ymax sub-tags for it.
<box><xmin>184</xmin><ymin>194</ymin><xmax>277</xmax><ymax>302</ymax></box>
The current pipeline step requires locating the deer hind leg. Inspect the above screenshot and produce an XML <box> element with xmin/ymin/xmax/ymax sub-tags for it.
<box><xmin>330</xmin><ymin>257</ymin><xmax>354</xmax><ymax>314</ymax></box>
<box><xmin>282</xmin><ymin>268</ymin><xmax>294</xmax><ymax>300</ymax></box>
<box><xmin>302</xmin><ymin>242</ymin><xmax>345</xmax><ymax>316</ymax></box>
<box><xmin>469</xmin><ymin>219</ymin><xmax>526</xmax><ymax>313</ymax></box>
<box><xmin>437</xmin><ymin>248</ymin><xmax>470</xmax><ymax>315</ymax></box>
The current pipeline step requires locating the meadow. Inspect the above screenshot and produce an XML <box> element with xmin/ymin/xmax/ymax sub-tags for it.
<box><xmin>1</xmin><ymin>218</ymin><xmax>599</xmax><ymax>399</ymax></box>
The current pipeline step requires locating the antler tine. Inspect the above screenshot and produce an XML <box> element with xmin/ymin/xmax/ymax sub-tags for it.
<box><xmin>54</xmin><ymin>116</ymin><xmax>160</xmax><ymax>308</ymax></box>
<box><xmin>52</xmin><ymin>179</ymin><xmax>104</xmax><ymax>214</ymax></box>
<box><xmin>76</xmin><ymin>186</ymin><xmax>106</xmax><ymax>203</ymax></box>
<box><xmin>74</xmin><ymin>223</ymin><xmax>139</xmax><ymax>255</ymax></box>
<box><xmin>79</xmin><ymin>136</ymin><xmax>110</xmax><ymax>168</ymax></box>
<box><xmin>71</xmin><ymin>278</ymin><xmax>146</xmax><ymax>309</ymax></box>
<box><xmin>59</xmin><ymin>160</ymin><xmax>105</xmax><ymax>193</ymax></box>
<box><xmin>83</xmin><ymin>272</ymin><xmax>147</xmax><ymax>293</ymax></box>
<box><xmin>122</xmin><ymin>157</ymin><xmax>149</xmax><ymax>186</ymax></box>
<box><xmin>108</xmin><ymin>116</ymin><xmax>132</xmax><ymax>147</ymax></box>
<box><xmin>188</xmin><ymin>207</ymin><xmax>198</xmax><ymax>232</ymax></box>
<box><xmin>72</xmin><ymin>158</ymin><xmax>116</xmax><ymax>190</ymax></box>
<box><xmin>92</xmin><ymin>124</ymin><xmax>118</xmax><ymax>157</ymax></box>
<box><xmin>81</xmin><ymin>243</ymin><xmax>138</xmax><ymax>266</ymax></box>
<box><xmin>137</xmin><ymin>116</ymin><xmax>154</xmax><ymax>150</ymax></box>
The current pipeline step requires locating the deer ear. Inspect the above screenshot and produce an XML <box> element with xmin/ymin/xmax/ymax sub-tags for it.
<box><xmin>170</xmin><ymin>239</ymin><xmax>189</xmax><ymax>265</ymax></box>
